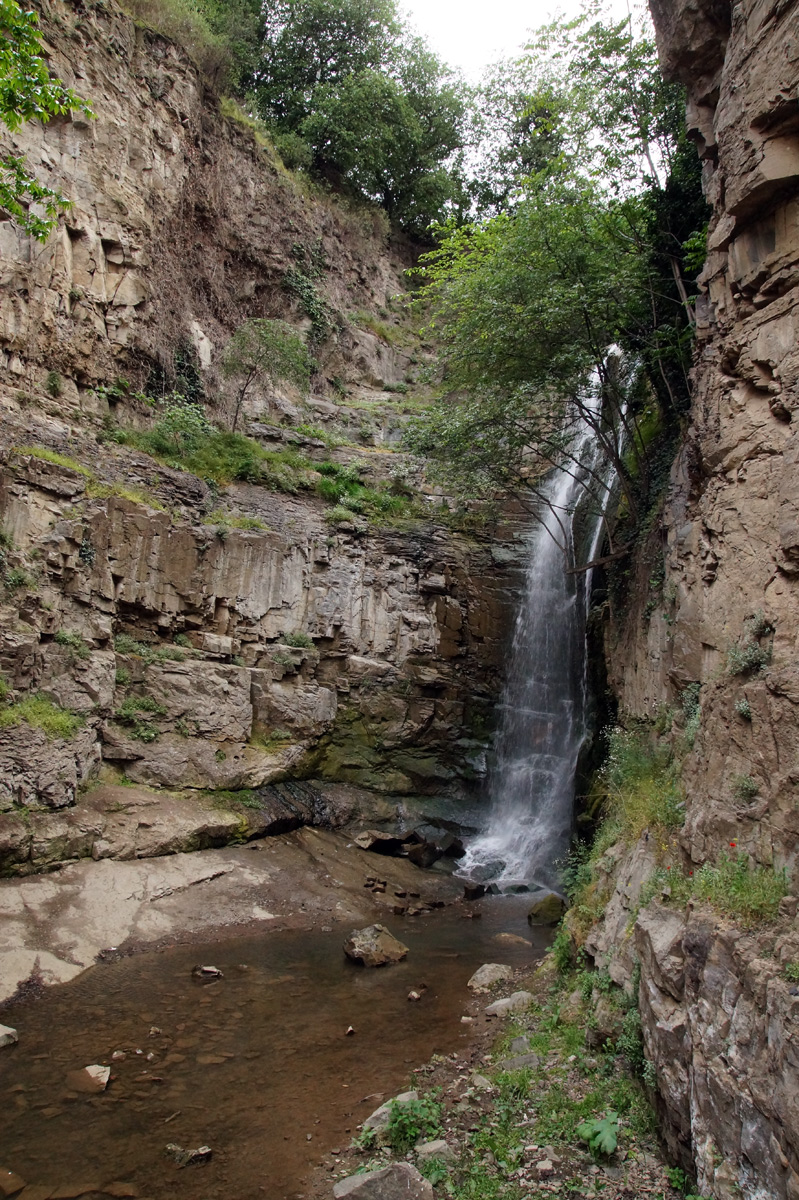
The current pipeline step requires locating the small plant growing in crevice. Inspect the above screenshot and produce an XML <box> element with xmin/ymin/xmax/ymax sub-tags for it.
<box><xmin>54</xmin><ymin>630</ymin><xmax>91</xmax><ymax>660</ymax></box>
<box><xmin>727</xmin><ymin>610</ymin><xmax>774</xmax><ymax>676</ymax></box>
<box><xmin>283</xmin><ymin>631</ymin><xmax>314</xmax><ymax>648</ymax></box>
<box><xmin>735</xmin><ymin>697</ymin><xmax>752</xmax><ymax>720</ymax></box>
<box><xmin>114</xmin><ymin>694</ymin><xmax>166</xmax><ymax>742</ymax></box>
<box><xmin>784</xmin><ymin>962</ymin><xmax>799</xmax><ymax>983</ymax></box>
<box><xmin>45</xmin><ymin>370</ymin><xmax>62</xmax><ymax>397</ymax></box>
<box><xmin>732</xmin><ymin>773</ymin><xmax>759</xmax><ymax>803</ymax></box>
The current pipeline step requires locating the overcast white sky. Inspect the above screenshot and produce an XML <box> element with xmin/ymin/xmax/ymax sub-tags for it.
<box><xmin>401</xmin><ymin>0</ymin><xmax>636</xmax><ymax>79</ymax></box>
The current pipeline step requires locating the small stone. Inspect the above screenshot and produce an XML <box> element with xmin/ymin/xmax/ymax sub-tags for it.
<box><xmin>363</xmin><ymin>1091</ymin><xmax>418</xmax><ymax>1134</ymax></box>
<box><xmin>460</xmin><ymin>1016</ymin><xmax>474</xmax><ymax>1024</ymax></box>
<box><xmin>416</xmin><ymin>1139</ymin><xmax>456</xmax><ymax>1165</ymax></box>
<box><xmin>536</xmin><ymin>1159</ymin><xmax>554</xmax><ymax>1178</ymax></box>
<box><xmin>469</xmin><ymin>1074</ymin><xmax>494</xmax><ymax>1092</ymax></box>
<box><xmin>485</xmin><ymin>991</ymin><xmax>533</xmax><ymax>1017</ymax></box>
<box><xmin>165</xmin><ymin>1144</ymin><xmax>212</xmax><ymax>1167</ymax></box>
<box><xmin>191</xmin><ymin>965</ymin><xmax>223</xmax><ymax>979</ymax></box>
<box><xmin>111</xmin><ymin>1052</ymin><xmax>126</xmax><ymax>1062</ymax></box>
<box><xmin>496</xmin><ymin>1051</ymin><xmax>540</xmax><ymax>1072</ymax></box>
<box><xmin>0</xmin><ymin>1173</ymin><xmax>26</xmax><ymax>1199</ymax></box>
<box><xmin>408</xmin><ymin>990</ymin><xmax>422</xmax><ymax>1001</ymax></box>
<box><xmin>148</xmin><ymin>1027</ymin><xmax>162</xmax><ymax>1038</ymax></box>
<box><xmin>346</xmin><ymin>1026</ymin><xmax>355</xmax><ymax>1036</ymax></box>
<box><xmin>66</xmin><ymin>1065</ymin><xmax>110</xmax><ymax>1094</ymax></box>
<box><xmin>0</xmin><ymin>1025</ymin><xmax>19</xmax><ymax>1050</ymax></box>
<box><xmin>466</xmin><ymin>963</ymin><xmax>513</xmax><ymax>993</ymax></box>
<box><xmin>510</xmin><ymin>1036</ymin><xmax>530</xmax><ymax>1054</ymax></box>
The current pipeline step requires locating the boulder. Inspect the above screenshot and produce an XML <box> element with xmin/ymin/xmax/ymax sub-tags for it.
<box><xmin>467</xmin><ymin>963</ymin><xmax>513</xmax><ymax>992</ymax></box>
<box><xmin>343</xmin><ymin>924</ymin><xmax>408</xmax><ymax>967</ymax></box>
<box><xmin>333</xmin><ymin>1164</ymin><xmax>433</xmax><ymax>1199</ymax></box>
<box><xmin>363</xmin><ymin>1089</ymin><xmax>418</xmax><ymax>1134</ymax></box>
<box><xmin>485</xmin><ymin>991</ymin><xmax>533</xmax><ymax>1017</ymax></box>
<box><xmin>354</xmin><ymin>830</ymin><xmax>405</xmax><ymax>855</ymax></box>
<box><xmin>496</xmin><ymin>1051</ymin><xmax>540</xmax><ymax>1072</ymax></box>
<box><xmin>416</xmin><ymin>1138</ymin><xmax>457</xmax><ymax>1165</ymax></box>
<box><xmin>0</xmin><ymin>1025</ymin><xmax>18</xmax><ymax>1049</ymax></box>
<box><xmin>527</xmin><ymin>890</ymin><xmax>567</xmax><ymax>925</ymax></box>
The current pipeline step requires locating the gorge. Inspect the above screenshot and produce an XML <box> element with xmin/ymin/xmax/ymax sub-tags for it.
<box><xmin>1</xmin><ymin>0</ymin><xmax>799</xmax><ymax>1199</ymax></box>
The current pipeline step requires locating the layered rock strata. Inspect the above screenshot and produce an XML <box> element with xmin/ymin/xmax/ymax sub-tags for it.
<box><xmin>591</xmin><ymin>3</ymin><xmax>799</xmax><ymax>1197</ymax></box>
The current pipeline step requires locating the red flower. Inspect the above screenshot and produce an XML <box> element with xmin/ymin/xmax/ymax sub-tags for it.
<box><xmin>689</xmin><ymin>871</ymin><xmax>693</xmax><ymax>876</ymax></box>
<box><xmin>730</xmin><ymin>841</ymin><xmax>737</xmax><ymax>848</ymax></box>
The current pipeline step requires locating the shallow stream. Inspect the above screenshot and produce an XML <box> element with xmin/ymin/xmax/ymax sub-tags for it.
<box><xmin>0</xmin><ymin>898</ymin><xmax>546</xmax><ymax>1199</ymax></box>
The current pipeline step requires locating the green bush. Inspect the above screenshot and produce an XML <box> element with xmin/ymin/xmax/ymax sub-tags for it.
<box><xmin>283</xmin><ymin>631</ymin><xmax>314</xmax><ymax>648</ymax></box>
<box><xmin>734</xmin><ymin>697</ymin><xmax>752</xmax><ymax>720</ymax></box>
<box><xmin>727</xmin><ymin>611</ymin><xmax>774</xmax><ymax>676</ymax></box>
<box><xmin>114</xmin><ymin>694</ymin><xmax>167</xmax><ymax>742</ymax></box>
<box><xmin>645</xmin><ymin>853</ymin><xmax>787</xmax><ymax>927</ymax></box>
<box><xmin>54</xmin><ymin>630</ymin><xmax>91</xmax><ymax>660</ymax></box>
<box><xmin>732</xmin><ymin>774</ymin><xmax>759</xmax><ymax>802</ymax></box>
<box><xmin>385</xmin><ymin>1093</ymin><xmax>442</xmax><ymax>1154</ymax></box>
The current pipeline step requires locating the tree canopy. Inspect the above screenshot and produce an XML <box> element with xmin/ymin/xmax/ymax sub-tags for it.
<box><xmin>405</xmin><ymin>6</ymin><xmax>709</xmax><ymax>538</ymax></box>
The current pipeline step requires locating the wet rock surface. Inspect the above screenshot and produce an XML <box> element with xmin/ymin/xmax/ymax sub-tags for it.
<box><xmin>342</xmin><ymin>924</ymin><xmax>409</xmax><ymax>967</ymax></box>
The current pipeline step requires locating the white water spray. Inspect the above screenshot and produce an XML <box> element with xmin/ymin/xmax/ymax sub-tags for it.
<box><xmin>460</xmin><ymin>398</ymin><xmax>613</xmax><ymax>890</ymax></box>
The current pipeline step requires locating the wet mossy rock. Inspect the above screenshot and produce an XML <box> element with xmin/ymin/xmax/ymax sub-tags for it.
<box><xmin>527</xmin><ymin>889</ymin><xmax>567</xmax><ymax>925</ymax></box>
<box><xmin>342</xmin><ymin>923</ymin><xmax>409</xmax><ymax>967</ymax></box>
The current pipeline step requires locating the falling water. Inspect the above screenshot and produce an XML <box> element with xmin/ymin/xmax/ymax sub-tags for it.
<box><xmin>461</xmin><ymin>410</ymin><xmax>610</xmax><ymax>890</ymax></box>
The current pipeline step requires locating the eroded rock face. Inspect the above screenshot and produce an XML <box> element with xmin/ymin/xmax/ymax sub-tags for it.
<box><xmin>593</xmin><ymin>4</ymin><xmax>799</xmax><ymax>1196</ymax></box>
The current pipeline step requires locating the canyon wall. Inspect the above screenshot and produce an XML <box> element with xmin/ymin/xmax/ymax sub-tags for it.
<box><xmin>591</xmin><ymin>2</ymin><xmax>799</xmax><ymax>1197</ymax></box>
<box><xmin>0</xmin><ymin>0</ymin><xmax>524</xmax><ymax>874</ymax></box>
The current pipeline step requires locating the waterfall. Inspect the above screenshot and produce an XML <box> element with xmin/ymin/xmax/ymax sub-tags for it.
<box><xmin>460</xmin><ymin>405</ymin><xmax>611</xmax><ymax>891</ymax></box>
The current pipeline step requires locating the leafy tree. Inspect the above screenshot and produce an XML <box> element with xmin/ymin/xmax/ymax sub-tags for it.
<box><xmin>0</xmin><ymin>0</ymin><xmax>92</xmax><ymax>239</ymax></box>
<box><xmin>407</xmin><ymin>6</ymin><xmax>708</xmax><ymax>544</ymax></box>
<box><xmin>300</xmin><ymin>42</ymin><xmax>465</xmax><ymax>236</ymax></box>
<box><xmin>251</xmin><ymin>0</ymin><xmax>401</xmax><ymax>130</ymax></box>
<box><xmin>221</xmin><ymin>319</ymin><xmax>312</xmax><ymax>429</ymax></box>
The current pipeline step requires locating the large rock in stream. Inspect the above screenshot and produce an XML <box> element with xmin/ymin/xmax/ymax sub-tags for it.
<box><xmin>343</xmin><ymin>924</ymin><xmax>408</xmax><ymax>967</ymax></box>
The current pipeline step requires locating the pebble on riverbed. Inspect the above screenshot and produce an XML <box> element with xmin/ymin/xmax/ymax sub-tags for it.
<box><xmin>191</xmin><ymin>965</ymin><xmax>223</xmax><ymax>980</ymax></box>
<box><xmin>165</xmin><ymin>1144</ymin><xmax>213</xmax><ymax>1167</ymax></box>
<box><xmin>0</xmin><ymin>1024</ymin><xmax>18</xmax><ymax>1049</ymax></box>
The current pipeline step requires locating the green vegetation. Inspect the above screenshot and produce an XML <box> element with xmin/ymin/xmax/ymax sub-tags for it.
<box><xmin>54</xmin><ymin>630</ymin><xmax>91</xmax><ymax>660</ymax></box>
<box><xmin>45</xmin><ymin>370</ymin><xmax>62</xmax><ymax>398</ymax></box>
<box><xmin>732</xmin><ymin>774</ymin><xmax>759</xmax><ymax>803</ymax></box>
<box><xmin>283</xmin><ymin>631</ymin><xmax>314</xmax><ymax>648</ymax></box>
<box><xmin>0</xmin><ymin>693</ymin><xmax>83</xmax><ymax>739</ymax></box>
<box><xmin>114</xmin><ymin>694</ymin><xmax>167</xmax><ymax>742</ymax></box>
<box><xmin>385</xmin><ymin>1093</ymin><xmax>442</xmax><ymax>1154</ymax></box>
<box><xmin>13</xmin><ymin>446</ymin><xmax>92</xmax><ymax>476</ymax></box>
<box><xmin>576</xmin><ymin>1111</ymin><xmax>619</xmax><ymax>1158</ymax></box>
<box><xmin>643</xmin><ymin>853</ymin><xmax>788</xmax><ymax>928</ymax></box>
<box><xmin>0</xmin><ymin>0</ymin><xmax>92</xmax><ymax>239</ymax></box>
<box><xmin>727</xmin><ymin>612</ymin><xmax>774</xmax><ymax>676</ymax></box>
<box><xmin>784</xmin><ymin>963</ymin><xmax>799</xmax><ymax>983</ymax></box>
<box><xmin>114</xmin><ymin>633</ymin><xmax>186</xmax><ymax>665</ymax></box>
<box><xmin>86</xmin><ymin>479</ymin><xmax>166</xmax><ymax>511</ymax></box>
<box><xmin>221</xmin><ymin>318</ymin><xmax>313</xmax><ymax>429</ymax></box>
<box><xmin>405</xmin><ymin>9</ymin><xmax>707</xmax><ymax>552</ymax></box>
<box><xmin>564</xmin><ymin>725</ymin><xmax>683</xmax><ymax>944</ymax></box>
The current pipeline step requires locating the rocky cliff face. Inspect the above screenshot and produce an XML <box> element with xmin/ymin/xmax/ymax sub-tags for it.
<box><xmin>0</xmin><ymin>0</ymin><xmax>525</xmax><ymax>874</ymax></box>
<box><xmin>591</xmin><ymin>2</ymin><xmax>799</xmax><ymax>1197</ymax></box>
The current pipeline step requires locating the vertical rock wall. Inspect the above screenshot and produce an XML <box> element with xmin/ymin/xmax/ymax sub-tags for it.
<box><xmin>589</xmin><ymin>3</ymin><xmax>799</xmax><ymax>1197</ymax></box>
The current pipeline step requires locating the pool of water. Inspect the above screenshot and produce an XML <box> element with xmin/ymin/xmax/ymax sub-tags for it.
<box><xmin>0</xmin><ymin>897</ymin><xmax>547</xmax><ymax>1199</ymax></box>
